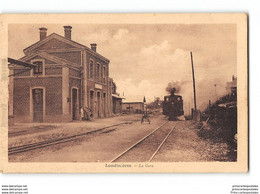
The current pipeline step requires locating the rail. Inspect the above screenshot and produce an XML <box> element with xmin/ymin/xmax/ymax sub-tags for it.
<box><xmin>8</xmin><ymin>122</ymin><xmax>131</xmax><ymax>155</ymax></box>
<box><xmin>110</xmin><ymin>121</ymin><xmax>178</xmax><ymax>163</ymax></box>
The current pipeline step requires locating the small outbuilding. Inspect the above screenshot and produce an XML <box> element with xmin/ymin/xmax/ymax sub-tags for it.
<box><xmin>122</xmin><ymin>102</ymin><xmax>144</xmax><ymax>114</ymax></box>
<box><xmin>112</xmin><ymin>94</ymin><xmax>125</xmax><ymax>114</ymax></box>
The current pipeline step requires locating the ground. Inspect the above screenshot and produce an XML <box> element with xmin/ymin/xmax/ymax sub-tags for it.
<box><xmin>8</xmin><ymin>113</ymin><xmax>235</xmax><ymax>162</ymax></box>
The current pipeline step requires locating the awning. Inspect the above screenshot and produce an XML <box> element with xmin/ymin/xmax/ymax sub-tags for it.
<box><xmin>8</xmin><ymin>57</ymin><xmax>37</xmax><ymax>68</ymax></box>
<box><xmin>8</xmin><ymin>58</ymin><xmax>38</xmax><ymax>77</ymax></box>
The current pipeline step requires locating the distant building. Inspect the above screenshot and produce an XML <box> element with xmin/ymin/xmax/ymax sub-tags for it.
<box><xmin>226</xmin><ymin>75</ymin><xmax>237</xmax><ymax>95</ymax></box>
<box><xmin>9</xmin><ymin>26</ymin><xmax>113</xmax><ymax>123</ymax></box>
<box><xmin>112</xmin><ymin>94</ymin><xmax>125</xmax><ymax>114</ymax></box>
<box><xmin>122</xmin><ymin>102</ymin><xmax>144</xmax><ymax>114</ymax></box>
<box><xmin>110</xmin><ymin>79</ymin><xmax>124</xmax><ymax>114</ymax></box>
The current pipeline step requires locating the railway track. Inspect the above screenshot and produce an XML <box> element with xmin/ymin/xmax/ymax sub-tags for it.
<box><xmin>110</xmin><ymin>121</ymin><xmax>178</xmax><ymax>163</ymax></box>
<box><xmin>8</xmin><ymin>122</ymin><xmax>132</xmax><ymax>156</ymax></box>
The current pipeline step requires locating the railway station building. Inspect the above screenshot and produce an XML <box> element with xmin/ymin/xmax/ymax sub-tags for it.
<box><xmin>8</xmin><ymin>26</ymin><xmax>113</xmax><ymax>123</ymax></box>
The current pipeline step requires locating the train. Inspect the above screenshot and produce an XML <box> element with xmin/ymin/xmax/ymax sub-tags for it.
<box><xmin>162</xmin><ymin>88</ymin><xmax>184</xmax><ymax>121</ymax></box>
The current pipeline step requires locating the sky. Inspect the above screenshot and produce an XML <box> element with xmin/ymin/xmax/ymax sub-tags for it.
<box><xmin>8</xmin><ymin>24</ymin><xmax>237</xmax><ymax>114</ymax></box>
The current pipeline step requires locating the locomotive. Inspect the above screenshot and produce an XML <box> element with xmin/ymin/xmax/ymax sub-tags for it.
<box><xmin>162</xmin><ymin>88</ymin><xmax>184</xmax><ymax>121</ymax></box>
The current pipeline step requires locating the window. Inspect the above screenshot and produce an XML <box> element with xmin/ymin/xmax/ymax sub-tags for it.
<box><xmin>103</xmin><ymin>66</ymin><xmax>106</xmax><ymax>83</ymax></box>
<box><xmin>33</xmin><ymin>61</ymin><xmax>43</xmax><ymax>75</ymax></box>
<box><xmin>97</xmin><ymin>63</ymin><xmax>100</xmax><ymax>81</ymax></box>
<box><xmin>90</xmin><ymin>60</ymin><xmax>93</xmax><ymax>79</ymax></box>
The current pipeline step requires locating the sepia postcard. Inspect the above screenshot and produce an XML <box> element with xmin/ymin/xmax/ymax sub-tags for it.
<box><xmin>0</xmin><ymin>13</ymin><xmax>248</xmax><ymax>173</ymax></box>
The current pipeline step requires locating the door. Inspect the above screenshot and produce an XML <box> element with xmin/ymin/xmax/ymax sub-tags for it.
<box><xmin>97</xmin><ymin>92</ymin><xmax>101</xmax><ymax>118</ymax></box>
<box><xmin>113</xmin><ymin>99</ymin><xmax>116</xmax><ymax>114</ymax></box>
<box><xmin>103</xmin><ymin>93</ymin><xmax>106</xmax><ymax>117</ymax></box>
<box><xmin>90</xmin><ymin>91</ymin><xmax>94</xmax><ymax>113</ymax></box>
<box><xmin>33</xmin><ymin>88</ymin><xmax>43</xmax><ymax>122</ymax></box>
<box><xmin>72</xmin><ymin>88</ymin><xmax>78</xmax><ymax>120</ymax></box>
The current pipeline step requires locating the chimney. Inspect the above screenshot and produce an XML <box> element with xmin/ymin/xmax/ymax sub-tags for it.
<box><xmin>170</xmin><ymin>88</ymin><xmax>176</xmax><ymax>96</ymax></box>
<box><xmin>90</xmin><ymin>43</ymin><xmax>97</xmax><ymax>52</ymax></box>
<box><xmin>39</xmin><ymin>27</ymin><xmax>47</xmax><ymax>41</ymax></box>
<box><xmin>64</xmin><ymin>26</ymin><xmax>72</xmax><ymax>39</ymax></box>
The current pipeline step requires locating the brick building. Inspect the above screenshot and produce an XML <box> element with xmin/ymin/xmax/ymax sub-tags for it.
<box><xmin>9</xmin><ymin>26</ymin><xmax>113</xmax><ymax>123</ymax></box>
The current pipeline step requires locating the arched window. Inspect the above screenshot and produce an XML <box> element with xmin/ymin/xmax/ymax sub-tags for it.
<box><xmin>90</xmin><ymin>60</ymin><xmax>93</xmax><ymax>79</ymax></box>
<box><xmin>97</xmin><ymin>63</ymin><xmax>100</xmax><ymax>81</ymax></box>
<box><xmin>103</xmin><ymin>66</ymin><xmax>106</xmax><ymax>83</ymax></box>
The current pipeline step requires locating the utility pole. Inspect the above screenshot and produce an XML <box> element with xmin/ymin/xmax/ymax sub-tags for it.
<box><xmin>190</xmin><ymin>52</ymin><xmax>197</xmax><ymax>111</ymax></box>
<box><xmin>214</xmin><ymin>84</ymin><xmax>217</xmax><ymax>97</ymax></box>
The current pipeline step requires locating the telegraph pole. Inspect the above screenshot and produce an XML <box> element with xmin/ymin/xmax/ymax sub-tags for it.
<box><xmin>190</xmin><ymin>52</ymin><xmax>197</xmax><ymax>111</ymax></box>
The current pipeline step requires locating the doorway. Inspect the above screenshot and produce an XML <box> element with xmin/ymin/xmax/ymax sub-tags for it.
<box><xmin>97</xmin><ymin>92</ymin><xmax>101</xmax><ymax>118</ymax></box>
<box><xmin>72</xmin><ymin>88</ymin><xmax>78</xmax><ymax>120</ymax></box>
<box><xmin>33</xmin><ymin>88</ymin><xmax>43</xmax><ymax>122</ymax></box>
<box><xmin>103</xmin><ymin>93</ymin><xmax>106</xmax><ymax>117</ymax></box>
<box><xmin>90</xmin><ymin>91</ymin><xmax>94</xmax><ymax>115</ymax></box>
